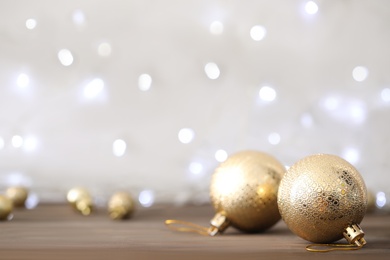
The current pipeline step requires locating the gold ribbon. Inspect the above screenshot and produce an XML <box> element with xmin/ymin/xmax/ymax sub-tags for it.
<box><xmin>165</xmin><ymin>219</ymin><xmax>211</xmax><ymax>236</ymax></box>
<box><xmin>306</xmin><ymin>243</ymin><xmax>364</xmax><ymax>252</ymax></box>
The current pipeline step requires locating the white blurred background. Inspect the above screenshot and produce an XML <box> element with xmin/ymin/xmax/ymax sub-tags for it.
<box><xmin>0</xmin><ymin>0</ymin><xmax>389</xmax><ymax>208</ymax></box>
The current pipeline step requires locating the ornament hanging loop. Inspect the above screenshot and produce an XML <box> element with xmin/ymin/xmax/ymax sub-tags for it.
<box><xmin>165</xmin><ymin>219</ymin><xmax>212</xmax><ymax>236</ymax></box>
<box><xmin>306</xmin><ymin>243</ymin><xmax>364</xmax><ymax>252</ymax></box>
<box><xmin>165</xmin><ymin>212</ymin><xmax>230</xmax><ymax>236</ymax></box>
<box><xmin>343</xmin><ymin>224</ymin><xmax>366</xmax><ymax>247</ymax></box>
<box><xmin>306</xmin><ymin>224</ymin><xmax>366</xmax><ymax>252</ymax></box>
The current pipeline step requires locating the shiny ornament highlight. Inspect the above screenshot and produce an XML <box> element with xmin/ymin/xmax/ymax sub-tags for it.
<box><xmin>0</xmin><ymin>195</ymin><xmax>13</xmax><ymax>220</ymax></box>
<box><xmin>108</xmin><ymin>191</ymin><xmax>136</xmax><ymax>220</ymax></box>
<box><xmin>278</xmin><ymin>154</ymin><xmax>367</xmax><ymax>246</ymax></box>
<box><xmin>66</xmin><ymin>187</ymin><xmax>94</xmax><ymax>216</ymax></box>
<box><xmin>209</xmin><ymin>150</ymin><xmax>285</xmax><ymax>234</ymax></box>
<box><xmin>5</xmin><ymin>186</ymin><xmax>29</xmax><ymax>207</ymax></box>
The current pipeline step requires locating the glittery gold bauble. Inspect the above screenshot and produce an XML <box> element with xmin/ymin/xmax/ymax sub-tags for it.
<box><xmin>108</xmin><ymin>191</ymin><xmax>135</xmax><ymax>220</ymax></box>
<box><xmin>66</xmin><ymin>187</ymin><xmax>93</xmax><ymax>215</ymax></box>
<box><xmin>6</xmin><ymin>186</ymin><xmax>29</xmax><ymax>207</ymax></box>
<box><xmin>0</xmin><ymin>195</ymin><xmax>13</xmax><ymax>220</ymax></box>
<box><xmin>209</xmin><ymin>150</ymin><xmax>285</xmax><ymax>234</ymax></box>
<box><xmin>278</xmin><ymin>154</ymin><xmax>367</xmax><ymax>244</ymax></box>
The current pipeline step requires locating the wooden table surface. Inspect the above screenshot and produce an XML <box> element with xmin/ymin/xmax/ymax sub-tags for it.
<box><xmin>1</xmin><ymin>203</ymin><xmax>389</xmax><ymax>260</ymax></box>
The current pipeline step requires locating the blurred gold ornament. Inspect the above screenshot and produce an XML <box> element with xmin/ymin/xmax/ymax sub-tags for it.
<box><xmin>66</xmin><ymin>187</ymin><xmax>94</xmax><ymax>216</ymax></box>
<box><xmin>209</xmin><ymin>150</ymin><xmax>285</xmax><ymax>235</ymax></box>
<box><xmin>277</xmin><ymin>154</ymin><xmax>368</xmax><ymax>252</ymax></box>
<box><xmin>0</xmin><ymin>195</ymin><xmax>13</xmax><ymax>220</ymax></box>
<box><xmin>366</xmin><ymin>190</ymin><xmax>376</xmax><ymax>213</ymax></box>
<box><xmin>5</xmin><ymin>186</ymin><xmax>29</xmax><ymax>207</ymax></box>
<box><xmin>108</xmin><ymin>191</ymin><xmax>135</xmax><ymax>220</ymax></box>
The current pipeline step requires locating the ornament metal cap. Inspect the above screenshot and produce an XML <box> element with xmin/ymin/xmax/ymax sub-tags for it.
<box><xmin>66</xmin><ymin>187</ymin><xmax>94</xmax><ymax>216</ymax></box>
<box><xmin>208</xmin><ymin>212</ymin><xmax>230</xmax><ymax>236</ymax></box>
<box><xmin>306</xmin><ymin>224</ymin><xmax>367</xmax><ymax>252</ymax></box>
<box><xmin>343</xmin><ymin>224</ymin><xmax>366</xmax><ymax>247</ymax></box>
<box><xmin>75</xmin><ymin>198</ymin><xmax>93</xmax><ymax>216</ymax></box>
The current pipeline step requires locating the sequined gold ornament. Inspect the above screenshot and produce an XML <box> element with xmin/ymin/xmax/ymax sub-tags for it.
<box><xmin>108</xmin><ymin>191</ymin><xmax>135</xmax><ymax>220</ymax></box>
<box><xmin>66</xmin><ymin>187</ymin><xmax>94</xmax><ymax>216</ymax></box>
<box><xmin>0</xmin><ymin>195</ymin><xmax>13</xmax><ymax>220</ymax></box>
<box><xmin>278</xmin><ymin>154</ymin><xmax>367</xmax><ymax>249</ymax></box>
<box><xmin>5</xmin><ymin>186</ymin><xmax>29</xmax><ymax>207</ymax></box>
<box><xmin>209</xmin><ymin>150</ymin><xmax>286</xmax><ymax>235</ymax></box>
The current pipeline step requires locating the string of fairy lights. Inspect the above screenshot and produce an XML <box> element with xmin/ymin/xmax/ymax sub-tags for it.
<box><xmin>0</xmin><ymin>1</ymin><xmax>389</xmax><ymax>212</ymax></box>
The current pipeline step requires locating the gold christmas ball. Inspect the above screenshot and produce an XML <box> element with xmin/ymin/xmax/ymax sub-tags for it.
<box><xmin>210</xmin><ymin>150</ymin><xmax>285</xmax><ymax>233</ymax></box>
<box><xmin>0</xmin><ymin>195</ymin><xmax>13</xmax><ymax>220</ymax></box>
<box><xmin>278</xmin><ymin>154</ymin><xmax>368</xmax><ymax>244</ymax></box>
<box><xmin>108</xmin><ymin>191</ymin><xmax>136</xmax><ymax>220</ymax></box>
<box><xmin>66</xmin><ymin>187</ymin><xmax>93</xmax><ymax>215</ymax></box>
<box><xmin>5</xmin><ymin>186</ymin><xmax>29</xmax><ymax>207</ymax></box>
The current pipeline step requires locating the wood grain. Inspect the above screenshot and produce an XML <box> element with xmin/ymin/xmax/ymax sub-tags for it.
<box><xmin>1</xmin><ymin>204</ymin><xmax>389</xmax><ymax>259</ymax></box>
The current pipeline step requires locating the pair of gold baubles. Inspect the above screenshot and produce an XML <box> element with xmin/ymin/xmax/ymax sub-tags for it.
<box><xmin>66</xmin><ymin>188</ymin><xmax>135</xmax><ymax>220</ymax></box>
<box><xmin>166</xmin><ymin>151</ymin><xmax>368</xmax><ymax>252</ymax></box>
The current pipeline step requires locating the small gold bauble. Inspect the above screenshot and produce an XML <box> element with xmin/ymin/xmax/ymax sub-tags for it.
<box><xmin>6</xmin><ymin>186</ymin><xmax>29</xmax><ymax>207</ymax></box>
<box><xmin>0</xmin><ymin>195</ymin><xmax>13</xmax><ymax>220</ymax></box>
<box><xmin>66</xmin><ymin>187</ymin><xmax>93</xmax><ymax>216</ymax></box>
<box><xmin>209</xmin><ymin>150</ymin><xmax>285</xmax><ymax>233</ymax></box>
<box><xmin>278</xmin><ymin>154</ymin><xmax>367</xmax><ymax>244</ymax></box>
<box><xmin>108</xmin><ymin>191</ymin><xmax>135</xmax><ymax>220</ymax></box>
